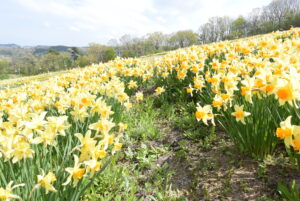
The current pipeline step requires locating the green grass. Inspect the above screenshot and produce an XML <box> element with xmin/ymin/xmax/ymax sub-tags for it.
<box><xmin>81</xmin><ymin>90</ymin><xmax>295</xmax><ymax>201</ymax></box>
<box><xmin>0</xmin><ymin>74</ymin><xmax>10</xmax><ymax>80</ymax></box>
<box><xmin>83</xmin><ymin>96</ymin><xmax>185</xmax><ymax>201</ymax></box>
<box><xmin>122</xmin><ymin>98</ymin><xmax>161</xmax><ymax>141</ymax></box>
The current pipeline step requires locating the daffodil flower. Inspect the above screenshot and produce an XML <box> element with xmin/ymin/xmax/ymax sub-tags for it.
<box><xmin>0</xmin><ymin>181</ymin><xmax>24</xmax><ymax>201</ymax></box>
<box><xmin>276</xmin><ymin>116</ymin><xmax>300</xmax><ymax>149</ymax></box>
<box><xmin>155</xmin><ymin>87</ymin><xmax>165</xmax><ymax>95</ymax></box>
<box><xmin>231</xmin><ymin>105</ymin><xmax>251</xmax><ymax>124</ymax></box>
<box><xmin>75</xmin><ymin>130</ymin><xmax>97</xmax><ymax>161</ymax></box>
<box><xmin>63</xmin><ymin>155</ymin><xmax>85</xmax><ymax>187</ymax></box>
<box><xmin>33</xmin><ymin>170</ymin><xmax>57</xmax><ymax>194</ymax></box>
<box><xmin>195</xmin><ymin>104</ymin><xmax>215</xmax><ymax>126</ymax></box>
<box><xmin>135</xmin><ymin>92</ymin><xmax>143</xmax><ymax>101</ymax></box>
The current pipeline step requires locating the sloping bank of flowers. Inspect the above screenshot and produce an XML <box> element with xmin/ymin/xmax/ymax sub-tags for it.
<box><xmin>0</xmin><ymin>27</ymin><xmax>300</xmax><ymax>200</ymax></box>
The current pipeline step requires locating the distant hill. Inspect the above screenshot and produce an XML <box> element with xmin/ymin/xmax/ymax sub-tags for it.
<box><xmin>33</xmin><ymin>45</ymin><xmax>71</xmax><ymax>54</ymax></box>
<box><xmin>0</xmin><ymin>44</ymin><xmax>20</xmax><ymax>47</ymax></box>
<box><xmin>0</xmin><ymin>44</ymin><xmax>87</xmax><ymax>58</ymax></box>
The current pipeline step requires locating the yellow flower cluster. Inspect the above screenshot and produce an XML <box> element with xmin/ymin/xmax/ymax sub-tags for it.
<box><xmin>0</xmin><ymin>60</ymin><xmax>144</xmax><ymax>199</ymax></box>
<box><xmin>152</xmin><ymin>28</ymin><xmax>300</xmax><ymax>127</ymax></box>
<box><xmin>276</xmin><ymin>116</ymin><xmax>300</xmax><ymax>151</ymax></box>
<box><xmin>150</xmin><ymin>28</ymin><xmax>300</xmax><ymax>156</ymax></box>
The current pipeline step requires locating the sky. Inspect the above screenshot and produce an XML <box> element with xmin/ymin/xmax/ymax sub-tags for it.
<box><xmin>0</xmin><ymin>0</ymin><xmax>272</xmax><ymax>46</ymax></box>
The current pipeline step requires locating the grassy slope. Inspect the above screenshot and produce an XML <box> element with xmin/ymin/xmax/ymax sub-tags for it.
<box><xmin>0</xmin><ymin>70</ymin><xmax>70</xmax><ymax>89</ymax></box>
<box><xmin>0</xmin><ymin>52</ymin><xmax>165</xmax><ymax>88</ymax></box>
<box><xmin>82</xmin><ymin>92</ymin><xmax>299</xmax><ymax>201</ymax></box>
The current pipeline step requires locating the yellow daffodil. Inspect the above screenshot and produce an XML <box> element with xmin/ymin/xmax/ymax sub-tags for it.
<box><xmin>89</xmin><ymin>118</ymin><xmax>115</xmax><ymax>135</ymax></box>
<box><xmin>63</xmin><ymin>155</ymin><xmax>85</xmax><ymax>187</ymax></box>
<box><xmin>276</xmin><ymin>116</ymin><xmax>300</xmax><ymax>149</ymax></box>
<box><xmin>135</xmin><ymin>92</ymin><xmax>143</xmax><ymax>101</ymax></box>
<box><xmin>128</xmin><ymin>80</ymin><xmax>138</xmax><ymax>89</ymax></box>
<box><xmin>33</xmin><ymin>171</ymin><xmax>57</xmax><ymax>194</ymax></box>
<box><xmin>75</xmin><ymin>130</ymin><xmax>97</xmax><ymax>161</ymax></box>
<box><xmin>83</xmin><ymin>159</ymin><xmax>101</xmax><ymax>177</ymax></box>
<box><xmin>231</xmin><ymin>105</ymin><xmax>251</xmax><ymax>124</ymax></box>
<box><xmin>47</xmin><ymin>116</ymin><xmax>70</xmax><ymax>136</ymax></box>
<box><xmin>275</xmin><ymin>80</ymin><xmax>300</xmax><ymax>106</ymax></box>
<box><xmin>195</xmin><ymin>104</ymin><xmax>215</xmax><ymax>125</ymax></box>
<box><xmin>155</xmin><ymin>87</ymin><xmax>165</xmax><ymax>95</ymax></box>
<box><xmin>0</xmin><ymin>181</ymin><xmax>24</xmax><ymax>201</ymax></box>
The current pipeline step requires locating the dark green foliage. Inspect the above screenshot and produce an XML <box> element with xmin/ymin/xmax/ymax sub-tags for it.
<box><xmin>278</xmin><ymin>180</ymin><xmax>300</xmax><ymax>201</ymax></box>
<box><xmin>33</xmin><ymin>45</ymin><xmax>70</xmax><ymax>54</ymax></box>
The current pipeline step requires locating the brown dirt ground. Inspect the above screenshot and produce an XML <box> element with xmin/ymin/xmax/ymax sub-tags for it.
<box><xmin>150</xmin><ymin>119</ymin><xmax>300</xmax><ymax>201</ymax></box>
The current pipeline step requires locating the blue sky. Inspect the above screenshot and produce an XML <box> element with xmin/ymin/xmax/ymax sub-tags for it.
<box><xmin>0</xmin><ymin>0</ymin><xmax>272</xmax><ymax>46</ymax></box>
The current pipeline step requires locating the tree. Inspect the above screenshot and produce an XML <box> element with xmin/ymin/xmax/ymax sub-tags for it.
<box><xmin>229</xmin><ymin>16</ymin><xmax>247</xmax><ymax>39</ymax></box>
<box><xmin>108</xmin><ymin>39</ymin><xmax>122</xmax><ymax>57</ymax></box>
<box><xmin>18</xmin><ymin>54</ymin><xmax>38</xmax><ymax>75</ymax></box>
<box><xmin>103</xmin><ymin>46</ymin><xmax>116</xmax><ymax>62</ymax></box>
<box><xmin>118</xmin><ymin>35</ymin><xmax>144</xmax><ymax>57</ymax></box>
<box><xmin>47</xmin><ymin>49</ymin><xmax>59</xmax><ymax>55</ymax></box>
<box><xmin>199</xmin><ymin>16</ymin><xmax>232</xmax><ymax>43</ymax></box>
<box><xmin>169</xmin><ymin>30</ymin><xmax>198</xmax><ymax>48</ymax></box>
<box><xmin>146</xmin><ymin>32</ymin><xmax>166</xmax><ymax>52</ymax></box>
<box><xmin>76</xmin><ymin>55</ymin><xmax>90</xmax><ymax>67</ymax></box>
<box><xmin>247</xmin><ymin>8</ymin><xmax>263</xmax><ymax>35</ymax></box>
<box><xmin>199</xmin><ymin>0</ymin><xmax>300</xmax><ymax>41</ymax></box>
<box><xmin>40</xmin><ymin>51</ymin><xmax>71</xmax><ymax>73</ymax></box>
<box><xmin>266</xmin><ymin>0</ymin><xmax>300</xmax><ymax>29</ymax></box>
<box><xmin>70</xmin><ymin>47</ymin><xmax>80</xmax><ymax>63</ymax></box>
<box><xmin>0</xmin><ymin>59</ymin><xmax>9</xmax><ymax>74</ymax></box>
<box><xmin>87</xmin><ymin>43</ymin><xmax>116</xmax><ymax>63</ymax></box>
<box><xmin>56</xmin><ymin>52</ymin><xmax>72</xmax><ymax>70</ymax></box>
<box><xmin>119</xmin><ymin>34</ymin><xmax>133</xmax><ymax>52</ymax></box>
<box><xmin>283</xmin><ymin>11</ymin><xmax>300</xmax><ymax>28</ymax></box>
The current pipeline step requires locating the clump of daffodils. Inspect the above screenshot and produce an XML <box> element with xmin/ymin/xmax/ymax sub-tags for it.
<box><xmin>276</xmin><ymin>116</ymin><xmax>300</xmax><ymax>151</ymax></box>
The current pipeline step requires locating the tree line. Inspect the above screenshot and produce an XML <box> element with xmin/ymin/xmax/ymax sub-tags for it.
<box><xmin>199</xmin><ymin>0</ymin><xmax>300</xmax><ymax>43</ymax></box>
<box><xmin>0</xmin><ymin>0</ymin><xmax>299</xmax><ymax>78</ymax></box>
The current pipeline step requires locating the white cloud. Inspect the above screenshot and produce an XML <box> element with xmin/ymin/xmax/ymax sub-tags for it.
<box><xmin>156</xmin><ymin>16</ymin><xmax>167</xmax><ymax>23</ymax></box>
<box><xmin>14</xmin><ymin>0</ymin><xmax>272</xmax><ymax>45</ymax></box>
<box><xmin>68</xmin><ymin>25</ymin><xmax>81</xmax><ymax>32</ymax></box>
<box><xmin>43</xmin><ymin>21</ymin><xmax>50</xmax><ymax>28</ymax></box>
<box><xmin>16</xmin><ymin>0</ymin><xmax>163</xmax><ymax>35</ymax></box>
